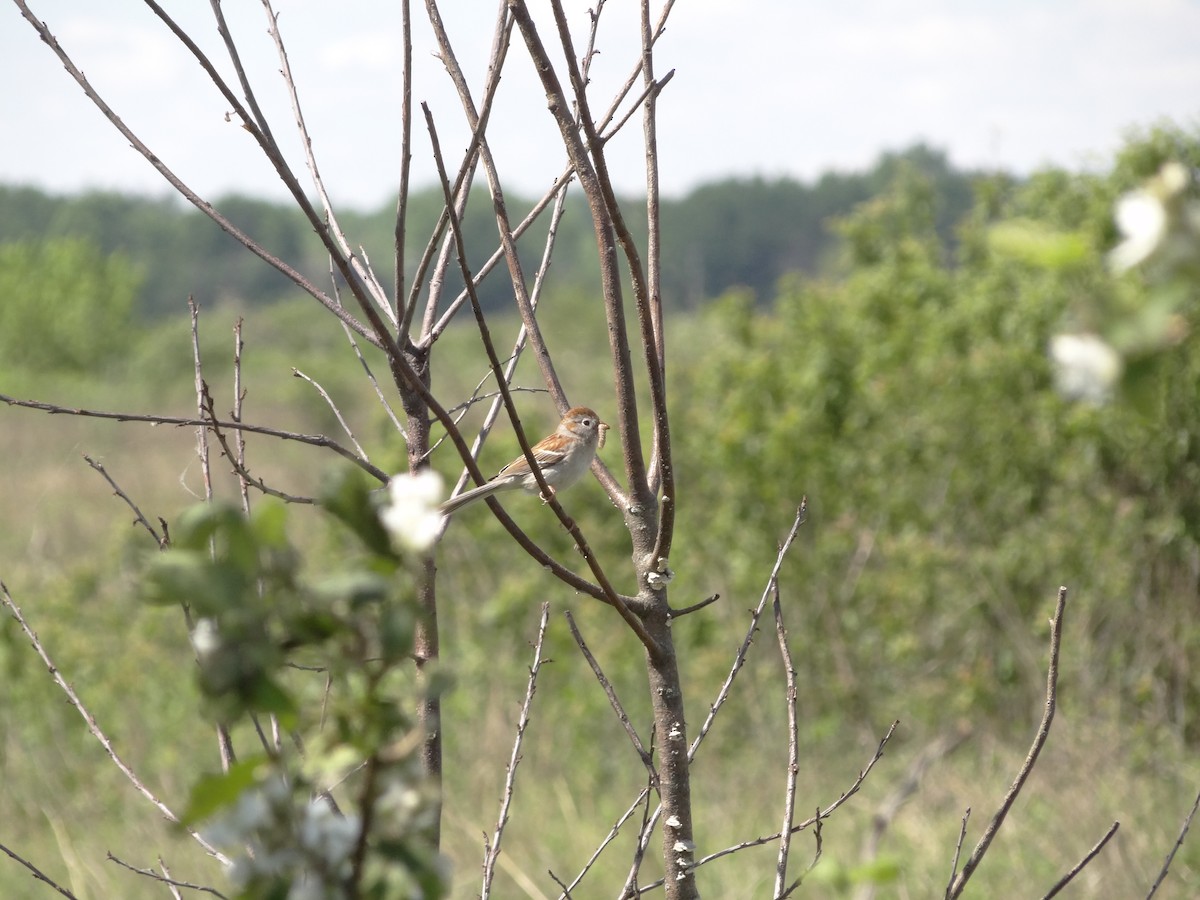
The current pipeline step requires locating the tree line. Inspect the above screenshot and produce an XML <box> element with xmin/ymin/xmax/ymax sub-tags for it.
<box><xmin>0</xmin><ymin>143</ymin><xmax>978</xmax><ymax>319</ymax></box>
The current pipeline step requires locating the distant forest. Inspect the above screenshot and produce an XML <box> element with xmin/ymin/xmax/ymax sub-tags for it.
<box><xmin>0</xmin><ymin>144</ymin><xmax>986</xmax><ymax>318</ymax></box>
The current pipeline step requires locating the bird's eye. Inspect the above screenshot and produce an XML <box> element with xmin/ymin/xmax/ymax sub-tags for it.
<box><xmin>582</xmin><ymin>418</ymin><xmax>593</xmax><ymax>426</ymax></box>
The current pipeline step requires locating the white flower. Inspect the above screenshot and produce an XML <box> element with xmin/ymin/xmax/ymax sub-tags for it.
<box><xmin>297</xmin><ymin>800</ymin><xmax>359</xmax><ymax>866</ymax></box>
<box><xmin>1109</xmin><ymin>162</ymin><xmax>1193</xmax><ymax>273</ymax></box>
<box><xmin>380</xmin><ymin>471</ymin><xmax>447</xmax><ymax>553</ymax></box>
<box><xmin>191</xmin><ymin>617</ymin><xmax>220</xmax><ymax>658</ymax></box>
<box><xmin>1049</xmin><ymin>333</ymin><xmax>1122</xmax><ymax>404</ymax></box>
<box><xmin>1109</xmin><ymin>189</ymin><xmax>1168</xmax><ymax>272</ymax></box>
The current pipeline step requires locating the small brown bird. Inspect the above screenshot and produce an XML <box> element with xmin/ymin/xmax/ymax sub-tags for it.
<box><xmin>440</xmin><ymin>407</ymin><xmax>608</xmax><ymax>515</ymax></box>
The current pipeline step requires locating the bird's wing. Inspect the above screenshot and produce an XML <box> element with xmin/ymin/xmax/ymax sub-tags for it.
<box><xmin>498</xmin><ymin>444</ymin><xmax>566</xmax><ymax>478</ymax></box>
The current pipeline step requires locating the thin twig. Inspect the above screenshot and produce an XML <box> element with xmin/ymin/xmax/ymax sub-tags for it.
<box><xmin>564</xmin><ymin>610</ymin><xmax>657</xmax><ymax>782</ymax></box>
<box><xmin>328</xmin><ymin>262</ymin><xmax>406</xmax><ymax>440</ymax></box>
<box><xmin>410</xmin><ymin>0</ymin><xmax>512</xmax><ymax>342</ymax></box>
<box><xmin>779</xmin><ymin>812</ymin><xmax>824</xmax><ymax>899</ymax></box>
<box><xmin>0</xmin><ymin>583</ymin><xmax>230</xmax><ymax>864</ymax></box>
<box><xmin>946</xmin><ymin>586</ymin><xmax>1069</xmax><ymax>898</ymax></box>
<box><xmin>259</xmin><ymin>0</ymin><xmax>394</xmax><ymax>326</ymax></box>
<box><xmin>1040</xmin><ymin>821</ymin><xmax>1120</xmax><ymax>899</ymax></box>
<box><xmin>201</xmin><ymin>387</ymin><xmax>316</xmax><ymax>505</ymax></box>
<box><xmin>83</xmin><ymin>455</ymin><xmax>165</xmax><ymax>547</ymax></box>
<box><xmin>14</xmin><ymin>2</ymin><xmax>380</xmax><ymax>347</ymax></box>
<box><xmin>157</xmin><ymin>857</ymin><xmax>184</xmax><ymax>900</ymax></box>
<box><xmin>191</xmin><ymin>299</ymin><xmax>215</xmax><ymax>506</ymax></box>
<box><xmin>232</xmin><ymin>318</ymin><xmax>251</xmax><ymax>512</ymax></box>
<box><xmin>632</xmin><ymin>722</ymin><xmax>899</xmax><ymax>894</ymax></box>
<box><xmin>624</xmin><ymin>741</ymin><xmax>659</xmax><ymax>899</ymax></box>
<box><xmin>669</xmin><ymin>593</ymin><xmax>720</xmax><ymax>619</ymax></box>
<box><xmin>945</xmin><ymin>809</ymin><xmax>971</xmax><ymax>900</ymax></box>
<box><xmin>0</xmin><ymin>393</ymin><xmax>389</xmax><ymax>484</ymax></box>
<box><xmin>547</xmin><ymin>868</ymin><xmax>572</xmax><ymax>898</ymax></box>
<box><xmin>482</xmin><ymin>603</ymin><xmax>553</xmax><ymax>899</ymax></box>
<box><xmin>690</xmin><ymin>502</ymin><xmax>807</xmax><ymax>760</ymax></box>
<box><xmin>854</xmin><ymin>727</ymin><xmax>972</xmax><ymax>900</ymax></box>
<box><xmin>191</xmin><ymin>303</ymin><xmax>238</xmax><ymax>773</ymax></box>
<box><xmin>772</xmin><ymin>581</ymin><xmax>800</xmax><ymax>899</ymax></box>
<box><xmin>0</xmin><ymin>839</ymin><xmax>80</xmax><ymax>899</ymax></box>
<box><xmin>292</xmin><ymin>369</ymin><xmax>369</xmax><ymax>459</ymax></box>
<box><xmin>106</xmin><ymin>853</ymin><xmax>229</xmax><ymax>898</ymax></box>
<box><xmin>1145</xmin><ymin>788</ymin><xmax>1200</xmax><ymax>898</ymax></box>
<box><xmin>554</xmin><ymin>788</ymin><xmax>651</xmax><ymax>899</ymax></box>
<box><xmin>392</xmin><ymin>0</ymin><xmax>413</xmax><ymax>322</ymax></box>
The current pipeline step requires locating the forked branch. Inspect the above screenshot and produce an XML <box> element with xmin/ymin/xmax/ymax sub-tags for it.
<box><xmin>945</xmin><ymin>586</ymin><xmax>1070</xmax><ymax>898</ymax></box>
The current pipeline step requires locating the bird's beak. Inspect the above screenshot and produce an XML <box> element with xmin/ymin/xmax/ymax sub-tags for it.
<box><xmin>598</xmin><ymin>422</ymin><xmax>609</xmax><ymax>449</ymax></box>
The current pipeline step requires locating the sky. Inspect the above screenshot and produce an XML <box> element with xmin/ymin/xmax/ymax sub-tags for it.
<box><xmin>3</xmin><ymin>0</ymin><xmax>1199</xmax><ymax>211</ymax></box>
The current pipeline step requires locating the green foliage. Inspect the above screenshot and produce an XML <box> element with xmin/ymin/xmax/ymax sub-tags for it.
<box><xmin>139</xmin><ymin>473</ymin><xmax>446</xmax><ymax>899</ymax></box>
<box><xmin>0</xmin><ymin>237</ymin><xmax>142</xmax><ymax>371</ymax></box>
<box><xmin>672</xmin><ymin>135</ymin><xmax>1200</xmax><ymax>738</ymax></box>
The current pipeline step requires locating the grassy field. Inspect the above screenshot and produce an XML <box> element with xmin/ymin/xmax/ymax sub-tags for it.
<box><xmin>2</xmin><ymin>299</ymin><xmax>1198</xmax><ymax>898</ymax></box>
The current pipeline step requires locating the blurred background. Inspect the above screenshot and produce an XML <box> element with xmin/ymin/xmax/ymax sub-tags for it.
<box><xmin>2</xmin><ymin>1</ymin><xmax>1199</xmax><ymax>897</ymax></box>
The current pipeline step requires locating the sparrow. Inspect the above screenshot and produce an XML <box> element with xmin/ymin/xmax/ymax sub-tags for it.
<box><xmin>440</xmin><ymin>407</ymin><xmax>607</xmax><ymax>515</ymax></box>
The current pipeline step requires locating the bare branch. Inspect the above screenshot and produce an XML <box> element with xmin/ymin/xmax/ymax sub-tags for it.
<box><xmin>191</xmin><ymin>299</ymin><xmax>215</xmax><ymax>506</ymax></box>
<box><xmin>392</xmin><ymin>0</ymin><xmax>414</xmax><ymax>322</ymax></box>
<box><xmin>83</xmin><ymin>455</ymin><xmax>166</xmax><ymax>547</ymax></box>
<box><xmin>509</xmin><ymin>0</ymin><xmax>652</xmax><ymax>505</ymax></box>
<box><xmin>944</xmin><ymin>809</ymin><xmax>970</xmax><ymax>900</ymax></box>
<box><xmin>232</xmin><ymin>318</ymin><xmax>251</xmax><ymax>512</ymax></box>
<box><xmin>668</xmin><ymin>594</ymin><xmax>721</xmax><ymax>619</ymax></box>
<box><xmin>259</xmin><ymin>0</ymin><xmax>394</xmax><ymax>326</ymax></box>
<box><xmin>190</xmin><ymin>302</ymin><xmax>238</xmax><ymax>771</ymax></box>
<box><xmin>946</xmin><ymin>586</ymin><xmax>1069</xmax><ymax>898</ymax></box>
<box><xmin>106</xmin><ymin>853</ymin><xmax>229</xmax><ymax>898</ymax></box>
<box><xmin>855</xmin><ymin>727</ymin><xmax>971</xmax><ymax>900</ymax></box>
<box><xmin>0</xmin><ymin>583</ymin><xmax>230</xmax><ymax>864</ymax></box>
<box><xmin>329</xmin><ymin>263</ymin><xmax>407</xmax><ymax>440</ymax></box>
<box><xmin>690</xmin><ymin>502</ymin><xmax>807</xmax><ymax>760</ymax></box>
<box><xmin>554</xmin><ymin>788</ymin><xmax>652</xmax><ymax>899</ymax></box>
<box><xmin>11</xmin><ymin>2</ymin><xmax>381</xmax><ymax>347</ymax></box>
<box><xmin>157</xmin><ymin>857</ymin><xmax>185</xmax><ymax>900</ymax></box>
<box><xmin>564</xmin><ymin>610</ymin><xmax>657</xmax><ymax>781</ymax></box>
<box><xmin>0</xmin><ymin>839</ymin><xmax>80</xmax><ymax>899</ymax></box>
<box><xmin>482</xmin><ymin>603</ymin><xmax>552</xmax><ymax>899</ymax></box>
<box><xmin>1145</xmin><ymin>788</ymin><xmax>1200</xmax><ymax>899</ymax></box>
<box><xmin>772</xmin><ymin>581</ymin><xmax>800</xmax><ymax>899</ymax></box>
<box><xmin>634</xmin><ymin>721</ymin><xmax>900</xmax><ymax>892</ymax></box>
<box><xmin>1040</xmin><ymin>821</ymin><xmax>1120</xmax><ymax>900</ymax></box>
<box><xmin>0</xmin><ymin>393</ymin><xmax>389</xmax><ymax>484</ymax></box>
<box><xmin>779</xmin><ymin>812</ymin><xmax>824</xmax><ymax>899</ymax></box>
<box><xmin>292</xmin><ymin>368</ymin><xmax>369</xmax><ymax>460</ymax></box>
<box><xmin>202</xmin><ymin>387</ymin><xmax>317</xmax><ymax>505</ymax></box>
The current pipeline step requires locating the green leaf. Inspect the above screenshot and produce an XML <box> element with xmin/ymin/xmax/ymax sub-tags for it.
<box><xmin>171</xmin><ymin>503</ymin><xmax>245</xmax><ymax>552</ymax></box>
<box><xmin>320</xmin><ymin>466</ymin><xmax>395</xmax><ymax>557</ymax></box>
<box><xmin>181</xmin><ymin>757</ymin><xmax>269</xmax><ymax>826</ymax></box>
<box><xmin>142</xmin><ymin>551</ymin><xmax>248</xmax><ymax>613</ymax></box>
<box><xmin>248</xmin><ymin>675</ymin><xmax>299</xmax><ymax>728</ymax></box>
<box><xmin>250</xmin><ymin>499</ymin><xmax>290</xmax><ymax>550</ymax></box>
<box><xmin>313</xmin><ymin>571</ymin><xmax>392</xmax><ymax>608</ymax></box>
<box><xmin>380</xmin><ymin>603</ymin><xmax>416</xmax><ymax>663</ymax></box>
<box><xmin>988</xmin><ymin>219</ymin><xmax>1090</xmax><ymax>269</ymax></box>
